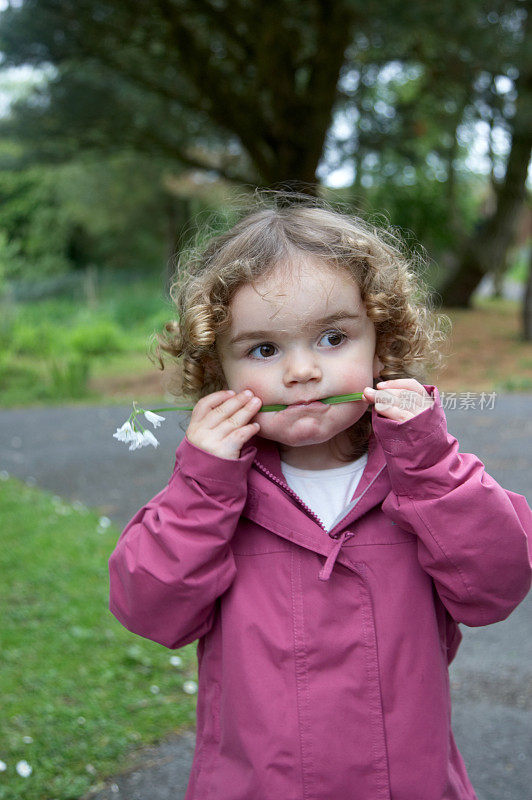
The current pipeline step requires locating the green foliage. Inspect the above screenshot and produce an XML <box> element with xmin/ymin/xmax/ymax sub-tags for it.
<box><xmin>109</xmin><ymin>288</ymin><xmax>172</xmax><ymax>329</ymax></box>
<box><xmin>47</xmin><ymin>355</ymin><xmax>91</xmax><ymax>399</ymax></box>
<box><xmin>0</xmin><ymin>165</ymin><xmax>73</xmax><ymax>281</ymax></box>
<box><xmin>358</xmin><ymin>173</ymin><xmax>480</xmax><ymax>259</ymax></box>
<box><xmin>0</xmin><ymin>475</ymin><xmax>198</xmax><ymax>800</ymax></box>
<box><xmin>0</xmin><ymin>154</ymin><xmax>171</xmax><ymax>286</ymax></box>
<box><xmin>69</xmin><ymin>320</ymin><xmax>126</xmax><ymax>357</ymax></box>
<box><xmin>0</xmin><ymin>360</ymin><xmax>45</xmax><ymax>401</ymax></box>
<box><xmin>10</xmin><ymin>321</ymin><xmax>57</xmax><ymax>356</ymax></box>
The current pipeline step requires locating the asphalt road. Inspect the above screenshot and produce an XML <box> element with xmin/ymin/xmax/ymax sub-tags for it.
<box><xmin>1</xmin><ymin>395</ymin><xmax>531</xmax><ymax>800</ymax></box>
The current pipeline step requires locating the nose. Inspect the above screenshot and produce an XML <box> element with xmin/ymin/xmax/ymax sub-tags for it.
<box><xmin>282</xmin><ymin>346</ymin><xmax>322</xmax><ymax>385</ymax></box>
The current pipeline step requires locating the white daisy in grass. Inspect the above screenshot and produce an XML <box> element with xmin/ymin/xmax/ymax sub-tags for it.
<box><xmin>16</xmin><ymin>760</ymin><xmax>32</xmax><ymax>777</ymax></box>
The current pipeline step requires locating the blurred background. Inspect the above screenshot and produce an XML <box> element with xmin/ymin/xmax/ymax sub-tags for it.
<box><xmin>0</xmin><ymin>1</ymin><xmax>530</xmax><ymax>799</ymax></box>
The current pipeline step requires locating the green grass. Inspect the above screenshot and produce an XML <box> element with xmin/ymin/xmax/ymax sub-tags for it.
<box><xmin>0</xmin><ymin>474</ymin><xmax>198</xmax><ymax>800</ymax></box>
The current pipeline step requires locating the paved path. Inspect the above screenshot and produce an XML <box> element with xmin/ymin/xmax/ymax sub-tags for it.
<box><xmin>1</xmin><ymin>396</ymin><xmax>531</xmax><ymax>800</ymax></box>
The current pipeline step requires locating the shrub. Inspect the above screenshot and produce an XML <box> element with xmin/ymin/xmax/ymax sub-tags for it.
<box><xmin>10</xmin><ymin>321</ymin><xmax>57</xmax><ymax>357</ymax></box>
<box><xmin>69</xmin><ymin>321</ymin><xmax>125</xmax><ymax>356</ymax></box>
<box><xmin>46</xmin><ymin>355</ymin><xmax>91</xmax><ymax>399</ymax></box>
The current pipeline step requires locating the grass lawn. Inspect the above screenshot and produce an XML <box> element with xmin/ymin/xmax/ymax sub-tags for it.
<box><xmin>0</xmin><ymin>474</ymin><xmax>198</xmax><ymax>800</ymax></box>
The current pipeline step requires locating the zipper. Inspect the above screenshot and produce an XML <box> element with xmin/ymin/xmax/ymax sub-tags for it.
<box><xmin>254</xmin><ymin>460</ymin><xmax>354</xmax><ymax>581</ymax></box>
<box><xmin>254</xmin><ymin>459</ymin><xmax>335</xmax><ymax>536</ymax></box>
<box><xmin>252</xmin><ymin>458</ymin><xmax>379</xmax><ymax>581</ymax></box>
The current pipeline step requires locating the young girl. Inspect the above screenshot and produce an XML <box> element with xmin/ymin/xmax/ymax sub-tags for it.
<box><xmin>109</xmin><ymin>193</ymin><xmax>531</xmax><ymax>800</ymax></box>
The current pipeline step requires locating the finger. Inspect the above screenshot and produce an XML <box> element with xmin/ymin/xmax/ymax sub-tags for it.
<box><xmin>194</xmin><ymin>389</ymin><xmax>236</xmax><ymax>420</ymax></box>
<box><xmin>380</xmin><ymin>386</ymin><xmax>435</xmax><ymax>414</ymax></box>
<box><xmin>220</xmin><ymin>395</ymin><xmax>262</xmax><ymax>432</ymax></box>
<box><xmin>377</xmin><ymin>379</ymin><xmax>428</xmax><ymax>396</ymax></box>
<box><xmin>373</xmin><ymin>391</ymin><xmax>415</xmax><ymax>420</ymax></box>
<box><xmin>203</xmin><ymin>390</ymin><xmax>256</xmax><ymax>428</ymax></box>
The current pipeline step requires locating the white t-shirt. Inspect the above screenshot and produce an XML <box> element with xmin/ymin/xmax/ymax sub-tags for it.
<box><xmin>280</xmin><ymin>453</ymin><xmax>368</xmax><ymax>533</ymax></box>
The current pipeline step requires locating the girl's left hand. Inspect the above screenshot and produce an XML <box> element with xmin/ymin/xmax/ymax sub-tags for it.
<box><xmin>363</xmin><ymin>379</ymin><xmax>434</xmax><ymax>422</ymax></box>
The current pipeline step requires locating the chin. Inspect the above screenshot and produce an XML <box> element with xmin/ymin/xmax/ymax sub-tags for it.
<box><xmin>270</xmin><ymin>428</ymin><xmax>338</xmax><ymax>448</ymax></box>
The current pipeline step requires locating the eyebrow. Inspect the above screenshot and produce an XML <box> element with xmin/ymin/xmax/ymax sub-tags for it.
<box><xmin>229</xmin><ymin>311</ymin><xmax>363</xmax><ymax>345</ymax></box>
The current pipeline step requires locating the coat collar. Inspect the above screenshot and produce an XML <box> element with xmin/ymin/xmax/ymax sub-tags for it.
<box><xmin>239</xmin><ymin>415</ymin><xmax>391</xmax><ymax>580</ymax></box>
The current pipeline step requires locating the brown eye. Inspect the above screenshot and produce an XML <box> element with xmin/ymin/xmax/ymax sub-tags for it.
<box><xmin>248</xmin><ymin>343</ymin><xmax>277</xmax><ymax>359</ymax></box>
<box><xmin>321</xmin><ymin>330</ymin><xmax>346</xmax><ymax>347</ymax></box>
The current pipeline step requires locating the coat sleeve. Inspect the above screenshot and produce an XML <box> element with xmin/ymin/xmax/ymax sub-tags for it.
<box><xmin>108</xmin><ymin>435</ymin><xmax>257</xmax><ymax>649</ymax></box>
<box><xmin>373</xmin><ymin>385</ymin><xmax>532</xmax><ymax>627</ymax></box>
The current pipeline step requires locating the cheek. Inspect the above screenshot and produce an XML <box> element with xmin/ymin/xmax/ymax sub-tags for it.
<box><xmin>244</xmin><ymin>376</ymin><xmax>275</xmax><ymax>403</ymax></box>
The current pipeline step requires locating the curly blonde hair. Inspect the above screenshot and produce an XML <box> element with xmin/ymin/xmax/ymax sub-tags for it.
<box><xmin>150</xmin><ymin>190</ymin><xmax>451</xmax><ymax>461</ymax></box>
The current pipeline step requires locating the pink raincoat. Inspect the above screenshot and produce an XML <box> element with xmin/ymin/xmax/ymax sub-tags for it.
<box><xmin>109</xmin><ymin>385</ymin><xmax>532</xmax><ymax>800</ymax></box>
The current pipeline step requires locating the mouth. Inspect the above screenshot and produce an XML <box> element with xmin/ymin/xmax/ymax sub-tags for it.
<box><xmin>286</xmin><ymin>399</ymin><xmax>327</xmax><ymax>410</ymax></box>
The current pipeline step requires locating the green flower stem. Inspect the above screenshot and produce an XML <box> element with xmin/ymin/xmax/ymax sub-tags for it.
<box><xmin>140</xmin><ymin>392</ymin><xmax>365</xmax><ymax>414</ymax></box>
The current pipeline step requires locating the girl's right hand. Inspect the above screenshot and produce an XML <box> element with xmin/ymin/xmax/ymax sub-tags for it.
<box><xmin>185</xmin><ymin>389</ymin><xmax>262</xmax><ymax>461</ymax></box>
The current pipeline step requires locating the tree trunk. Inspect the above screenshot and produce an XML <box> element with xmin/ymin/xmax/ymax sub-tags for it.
<box><xmin>523</xmin><ymin>247</ymin><xmax>532</xmax><ymax>342</ymax></box>
<box><xmin>439</xmin><ymin>46</ymin><xmax>531</xmax><ymax>309</ymax></box>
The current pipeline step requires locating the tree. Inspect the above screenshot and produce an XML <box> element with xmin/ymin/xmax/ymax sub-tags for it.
<box><xmin>0</xmin><ymin>0</ymin><xmax>359</xmax><ymax>190</ymax></box>
<box><xmin>0</xmin><ymin>0</ymin><xmax>530</xmax><ymax>315</ymax></box>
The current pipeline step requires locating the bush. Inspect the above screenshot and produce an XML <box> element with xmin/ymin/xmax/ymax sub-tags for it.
<box><xmin>109</xmin><ymin>289</ymin><xmax>170</xmax><ymax>328</ymax></box>
<box><xmin>10</xmin><ymin>321</ymin><xmax>57</xmax><ymax>357</ymax></box>
<box><xmin>46</xmin><ymin>355</ymin><xmax>91</xmax><ymax>399</ymax></box>
<box><xmin>69</xmin><ymin>321</ymin><xmax>125</xmax><ymax>356</ymax></box>
<box><xmin>0</xmin><ymin>360</ymin><xmax>43</xmax><ymax>394</ymax></box>
<box><xmin>0</xmin><ymin>360</ymin><xmax>50</xmax><ymax>406</ymax></box>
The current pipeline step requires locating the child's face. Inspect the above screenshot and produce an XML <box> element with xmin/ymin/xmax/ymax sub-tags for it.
<box><xmin>215</xmin><ymin>257</ymin><xmax>383</xmax><ymax>468</ymax></box>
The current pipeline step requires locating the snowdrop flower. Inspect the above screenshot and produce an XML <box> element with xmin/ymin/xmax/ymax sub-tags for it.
<box><xmin>113</xmin><ymin>402</ymin><xmax>187</xmax><ymax>452</ymax></box>
<box><xmin>170</xmin><ymin>655</ymin><xmax>183</xmax><ymax>667</ymax></box>
<box><xmin>140</xmin><ymin>430</ymin><xmax>159</xmax><ymax>449</ymax></box>
<box><xmin>183</xmin><ymin>680</ymin><xmax>198</xmax><ymax>695</ymax></box>
<box><xmin>127</xmin><ymin>429</ymin><xmax>146</xmax><ymax>451</ymax></box>
<box><xmin>113</xmin><ymin>421</ymin><xmax>136</xmax><ymax>444</ymax></box>
<box><xmin>127</xmin><ymin>429</ymin><xmax>158</xmax><ymax>451</ymax></box>
<box><xmin>16</xmin><ymin>760</ymin><xmax>32</xmax><ymax>777</ymax></box>
<box><xmin>144</xmin><ymin>410</ymin><xmax>165</xmax><ymax>428</ymax></box>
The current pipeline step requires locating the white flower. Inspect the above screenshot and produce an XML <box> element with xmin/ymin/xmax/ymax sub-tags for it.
<box><xmin>182</xmin><ymin>680</ymin><xmax>198</xmax><ymax>695</ymax></box>
<box><xmin>128</xmin><ymin>430</ymin><xmax>147</xmax><ymax>451</ymax></box>
<box><xmin>169</xmin><ymin>655</ymin><xmax>182</xmax><ymax>667</ymax></box>
<box><xmin>114</xmin><ymin>414</ymin><xmax>161</xmax><ymax>451</ymax></box>
<box><xmin>141</xmin><ymin>430</ymin><xmax>159</xmax><ymax>449</ymax></box>
<box><xmin>98</xmin><ymin>516</ymin><xmax>111</xmax><ymax>530</ymax></box>
<box><xmin>113</xmin><ymin>421</ymin><xmax>136</xmax><ymax>443</ymax></box>
<box><xmin>144</xmin><ymin>410</ymin><xmax>165</xmax><ymax>428</ymax></box>
<box><xmin>0</xmin><ymin>760</ymin><xmax>6</xmax><ymax>771</ymax></box>
<box><xmin>16</xmin><ymin>760</ymin><xmax>32</xmax><ymax>777</ymax></box>
<box><xmin>150</xmin><ymin>685</ymin><xmax>160</xmax><ymax>694</ymax></box>
<box><xmin>22</xmin><ymin>736</ymin><xmax>33</xmax><ymax>744</ymax></box>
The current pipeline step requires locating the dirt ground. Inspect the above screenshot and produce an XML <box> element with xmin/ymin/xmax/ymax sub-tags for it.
<box><xmin>432</xmin><ymin>301</ymin><xmax>532</xmax><ymax>392</ymax></box>
<box><xmin>89</xmin><ymin>300</ymin><xmax>532</xmax><ymax>402</ymax></box>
